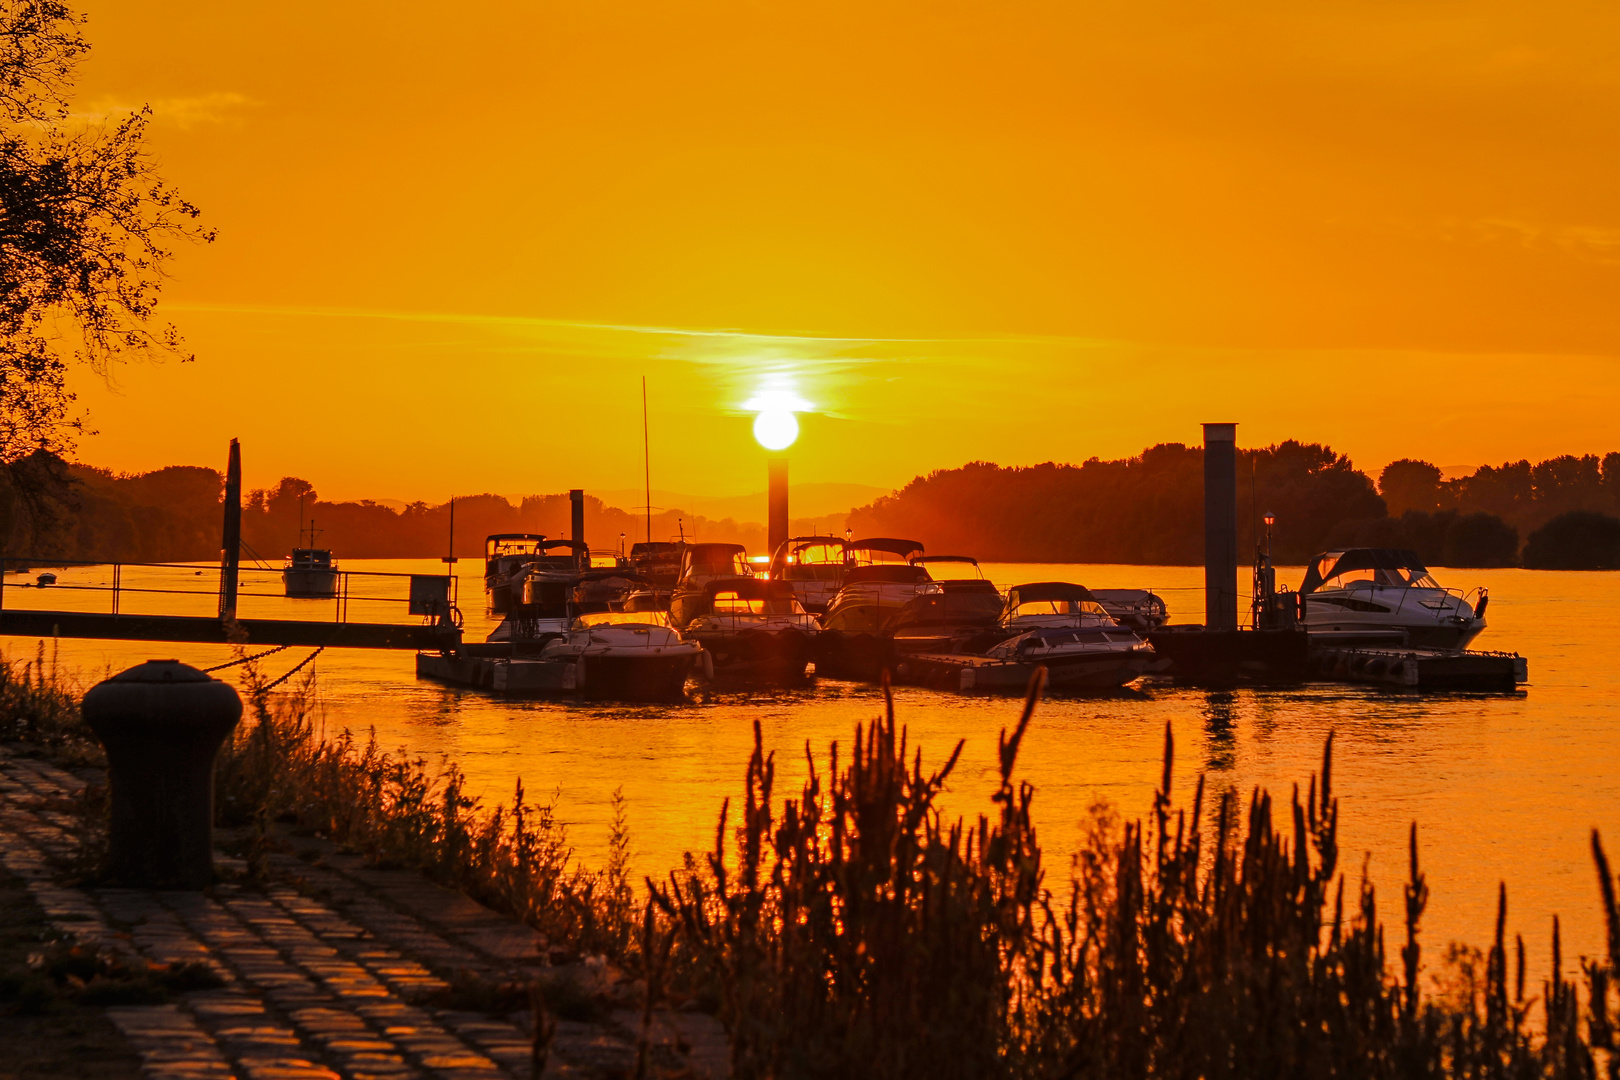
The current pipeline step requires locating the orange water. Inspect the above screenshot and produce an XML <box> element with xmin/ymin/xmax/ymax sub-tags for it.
<box><xmin>6</xmin><ymin>559</ymin><xmax>1616</xmax><ymax>981</ymax></box>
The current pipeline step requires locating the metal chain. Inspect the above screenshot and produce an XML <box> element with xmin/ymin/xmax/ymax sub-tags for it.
<box><xmin>262</xmin><ymin>647</ymin><xmax>324</xmax><ymax>691</ymax></box>
<box><xmin>203</xmin><ymin>644</ymin><xmax>292</xmax><ymax>672</ymax></box>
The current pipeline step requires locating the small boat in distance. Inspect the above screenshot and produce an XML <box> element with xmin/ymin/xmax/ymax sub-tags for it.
<box><xmin>1299</xmin><ymin>548</ymin><xmax>1487</xmax><ymax>650</ymax></box>
<box><xmin>283</xmin><ymin>521</ymin><xmax>339</xmax><ymax>598</ymax></box>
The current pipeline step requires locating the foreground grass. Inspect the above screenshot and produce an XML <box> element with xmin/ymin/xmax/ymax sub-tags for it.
<box><xmin>5</xmin><ymin>647</ymin><xmax>1619</xmax><ymax>1078</ymax></box>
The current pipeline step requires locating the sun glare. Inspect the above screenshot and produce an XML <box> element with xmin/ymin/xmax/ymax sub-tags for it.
<box><xmin>753</xmin><ymin>409</ymin><xmax>799</xmax><ymax>450</ymax></box>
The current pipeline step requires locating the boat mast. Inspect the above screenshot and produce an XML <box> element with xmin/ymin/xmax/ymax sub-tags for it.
<box><xmin>642</xmin><ymin>375</ymin><xmax>652</xmax><ymax>545</ymax></box>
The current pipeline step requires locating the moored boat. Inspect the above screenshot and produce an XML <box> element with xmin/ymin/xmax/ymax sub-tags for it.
<box><xmin>484</xmin><ymin>534</ymin><xmax>551</xmax><ymax>614</ymax></box>
<box><xmin>972</xmin><ymin>581</ymin><xmax>1159</xmax><ymax>690</ymax></box>
<box><xmin>537</xmin><ymin>611</ymin><xmax>707</xmax><ymax>701</ymax></box>
<box><xmin>767</xmin><ymin>535</ymin><xmax>849</xmax><ymax>614</ymax></box>
<box><xmin>668</xmin><ymin>543</ymin><xmax>755</xmax><ymax>629</ymax></box>
<box><xmin>1298</xmin><ymin>548</ymin><xmax>1487</xmax><ymax>650</ymax></box>
<box><xmin>679</xmin><ymin>577</ymin><xmax>820</xmax><ymax>681</ymax></box>
<box><xmin>283</xmin><ymin>522</ymin><xmax>339</xmax><ymax>598</ymax></box>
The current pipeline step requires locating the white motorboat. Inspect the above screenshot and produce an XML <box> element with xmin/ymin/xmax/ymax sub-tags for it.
<box><xmin>679</xmin><ymin>577</ymin><xmax>820</xmax><ymax>681</ymax></box>
<box><xmin>484</xmin><ymin>534</ymin><xmax>553</xmax><ymax>614</ymax></box>
<box><xmin>767</xmin><ymin>535</ymin><xmax>849</xmax><ymax>614</ymax></box>
<box><xmin>668</xmin><ymin>543</ymin><xmax>755</xmax><ymax>629</ymax></box>
<box><xmin>283</xmin><ymin>521</ymin><xmax>339</xmax><ymax>598</ymax></box>
<box><xmin>1299</xmin><ymin>549</ymin><xmax>1487</xmax><ymax>650</ymax></box>
<box><xmin>977</xmin><ymin>582</ymin><xmax>1159</xmax><ymax>690</ymax></box>
<box><xmin>538</xmin><ymin>611</ymin><xmax>707</xmax><ymax>701</ymax></box>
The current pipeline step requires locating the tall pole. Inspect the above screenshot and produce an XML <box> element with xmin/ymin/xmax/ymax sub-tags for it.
<box><xmin>767</xmin><ymin>453</ymin><xmax>789</xmax><ymax>556</ymax></box>
<box><xmin>1203</xmin><ymin>422</ymin><xmax>1238</xmax><ymax>630</ymax></box>
<box><xmin>642</xmin><ymin>376</ymin><xmax>652</xmax><ymax>545</ymax></box>
<box><xmin>570</xmin><ymin>489</ymin><xmax>585</xmax><ymax>562</ymax></box>
<box><xmin>219</xmin><ymin>438</ymin><xmax>242</xmax><ymax>620</ymax></box>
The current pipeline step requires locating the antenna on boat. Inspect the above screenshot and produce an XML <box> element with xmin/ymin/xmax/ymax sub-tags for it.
<box><xmin>642</xmin><ymin>375</ymin><xmax>652</xmax><ymax>546</ymax></box>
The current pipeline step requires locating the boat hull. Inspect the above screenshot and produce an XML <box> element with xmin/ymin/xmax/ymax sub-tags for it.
<box><xmin>688</xmin><ymin>626</ymin><xmax>815</xmax><ymax>682</ymax></box>
<box><xmin>283</xmin><ymin>569</ymin><xmax>339</xmax><ymax>599</ymax></box>
<box><xmin>416</xmin><ymin>649</ymin><xmax>697</xmax><ymax>702</ymax></box>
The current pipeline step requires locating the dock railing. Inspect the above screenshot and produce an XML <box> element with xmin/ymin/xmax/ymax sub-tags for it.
<box><xmin>0</xmin><ymin>556</ymin><xmax>459</xmax><ymax>629</ymax></box>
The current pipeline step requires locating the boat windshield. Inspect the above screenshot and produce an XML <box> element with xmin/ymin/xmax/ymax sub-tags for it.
<box><xmin>711</xmin><ymin>590</ymin><xmax>806</xmax><ymax>615</ymax></box>
<box><xmin>1012</xmin><ymin>599</ymin><xmax>1111</xmax><ymax>618</ymax></box>
<box><xmin>575</xmin><ymin>611</ymin><xmax>670</xmax><ymax>629</ymax></box>
<box><xmin>914</xmin><ymin>557</ymin><xmax>984</xmax><ymax>581</ymax></box>
<box><xmin>1323</xmin><ymin>566</ymin><xmax>1441</xmax><ymax>590</ymax></box>
<box><xmin>782</xmin><ymin>541</ymin><xmax>847</xmax><ymax>579</ymax></box>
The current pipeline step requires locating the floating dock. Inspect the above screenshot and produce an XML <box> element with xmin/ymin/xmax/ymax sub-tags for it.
<box><xmin>1310</xmin><ymin>645</ymin><xmax>1527</xmax><ymax>692</ymax></box>
<box><xmin>416</xmin><ymin>652</ymin><xmax>580</xmax><ymax>694</ymax></box>
<box><xmin>1145</xmin><ymin>626</ymin><xmax>1311</xmax><ymax>683</ymax></box>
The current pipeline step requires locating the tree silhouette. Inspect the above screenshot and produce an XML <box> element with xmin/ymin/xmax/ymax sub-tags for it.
<box><xmin>0</xmin><ymin>0</ymin><xmax>211</xmax><ymax>541</ymax></box>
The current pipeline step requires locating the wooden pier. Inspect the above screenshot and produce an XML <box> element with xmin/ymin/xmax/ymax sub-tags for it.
<box><xmin>1310</xmin><ymin>645</ymin><xmax>1527</xmax><ymax>692</ymax></box>
<box><xmin>0</xmin><ymin>608</ymin><xmax>455</xmax><ymax>650</ymax></box>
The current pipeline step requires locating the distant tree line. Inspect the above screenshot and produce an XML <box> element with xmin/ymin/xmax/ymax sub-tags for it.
<box><xmin>0</xmin><ymin>452</ymin><xmax>833</xmax><ymax>565</ymax></box>
<box><xmin>7</xmin><ymin>442</ymin><xmax>1620</xmax><ymax>569</ymax></box>
<box><xmin>848</xmin><ymin>443</ymin><xmax>1620</xmax><ymax>568</ymax></box>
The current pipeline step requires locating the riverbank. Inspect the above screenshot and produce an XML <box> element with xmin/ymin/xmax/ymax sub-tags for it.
<box><xmin>0</xmin><ymin>742</ymin><xmax>727</xmax><ymax>1079</ymax></box>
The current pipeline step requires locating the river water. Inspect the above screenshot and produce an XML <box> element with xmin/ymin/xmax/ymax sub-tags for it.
<box><xmin>5</xmin><ymin>559</ymin><xmax>1616</xmax><ymax>981</ymax></box>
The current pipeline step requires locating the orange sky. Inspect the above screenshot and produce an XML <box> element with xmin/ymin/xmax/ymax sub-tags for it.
<box><xmin>66</xmin><ymin>1</ymin><xmax>1620</xmax><ymax>502</ymax></box>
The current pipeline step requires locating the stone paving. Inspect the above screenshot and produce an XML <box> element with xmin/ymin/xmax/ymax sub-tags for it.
<box><xmin>0</xmin><ymin>746</ymin><xmax>728</xmax><ymax>1080</ymax></box>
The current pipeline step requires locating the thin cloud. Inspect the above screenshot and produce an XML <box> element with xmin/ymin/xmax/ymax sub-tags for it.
<box><xmin>72</xmin><ymin>92</ymin><xmax>251</xmax><ymax>130</ymax></box>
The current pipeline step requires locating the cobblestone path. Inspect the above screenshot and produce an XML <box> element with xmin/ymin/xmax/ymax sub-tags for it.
<box><xmin>0</xmin><ymin>747</ymin><xmax>727</xmax><ymax>1080</ymax></box>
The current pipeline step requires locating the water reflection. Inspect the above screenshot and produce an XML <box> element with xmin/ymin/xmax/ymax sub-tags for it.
<box><xmin>1201</xmin><ymin>690</ymin><xmax>1238</xmax><ymax>772</ymax></box>
<box><xmin>5</xmin><ymin>559</ymin><xmax>1619</xmax><ymax>987</ymax></box>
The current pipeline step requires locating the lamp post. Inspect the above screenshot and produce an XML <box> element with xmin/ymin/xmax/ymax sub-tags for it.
<box><xmin>753</xmin><ymin>409</ymin><xmax>799</xmax><ymax>555</ymax></box>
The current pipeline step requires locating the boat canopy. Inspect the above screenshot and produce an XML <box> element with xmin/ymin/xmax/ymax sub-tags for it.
<box><xmin>679</xmin><ymin>543</ymin><xmax>752</xmax><ymax>580</ymax></box>
<box><xmin>912</xmin><ymin>555</ymin><xmax>985</xmax><ymax>581</ymax></box>
<box><xmin>843</xmin><ymin>564</ymin><xmax>931</xmax><ymax>585</ymax></box>
<box><xmin>847</xmin><ymin>538</ymin><xmax>924</xmax><ymax>565</ymax></box>
<box><xmin>1005</xmin><ymin>582</ymin><xmax>1098</xmax><ymax>606</ymax></box>
<box><xmin>485</xmin><ymin>533</ymin><xmax>549</xmax><ymax>556</ymax></box>
<box><xmin>630</xmin><ymin>541</ymin><xmax>683</xmax><ymax>557</ymax></box>
<box><xmin>1301</xmin><ymin>549</ymin><xmax>1433</xmax><ymax>594</ymax></box>
<box><xmin>768</xmin><ymin>535</ymin><xmax>848</xmax><ymax>577</ymax></box>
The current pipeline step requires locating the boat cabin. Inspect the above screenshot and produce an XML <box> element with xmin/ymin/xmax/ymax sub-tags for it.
<box><xmin>677</xmin><ymin>543</ymin><xmax>753</xmax><ymax>583</ymax></box>
<box><xmin>1300</xmin><ymin>549</ymin><xmax>1441</xmax><ymax>594</ymax></box>
<box><xmin>768</xmin><ymin>536</ymin><xmax>848</xmax><ymax>582</ymax></box>
<box><xmin>485</xmin><ymin>534</ymin><xmax>551</xmax><ymax>581</ymax></box>
<box><xmin>288</xmin><ymin>548</ymin><xmax>334</xmax><ymax>571</ymax></box>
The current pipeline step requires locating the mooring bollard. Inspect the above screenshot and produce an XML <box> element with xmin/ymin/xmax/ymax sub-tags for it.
<box><xmin>82</xmin><ymin>659</ymin><xmax>243</xmax><ymax>889</ymax></box>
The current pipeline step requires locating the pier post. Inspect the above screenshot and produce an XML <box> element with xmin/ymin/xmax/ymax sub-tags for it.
<box><xmin>82</xmin><ymin>659</ymin><xmax>243</xmax><ymax>888</ymax></box>
<box><xmin>570</xmin><ymin>489</ymin><xmax>585</xmax><ymax>558</ymax></box>
<box><xmin>1203</xmin><ymin>423</ymin><xmax>1238</xmax><ymax>630</ymax></box>
<box><xmin>767</xmin><ymin>454</ymin><xmax>789</xmax><ymax>555</ymax></box>
<box><xmin>219</xmin><ymin>438</ymin><xmax>242</xmax><ymax>620</ymax></box>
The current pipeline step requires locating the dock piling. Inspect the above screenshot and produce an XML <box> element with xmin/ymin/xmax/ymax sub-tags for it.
<box><xmin>1203</xmin><ymin>423</ymin><xmax>1238</xmax><ymax>630</ymax></box>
